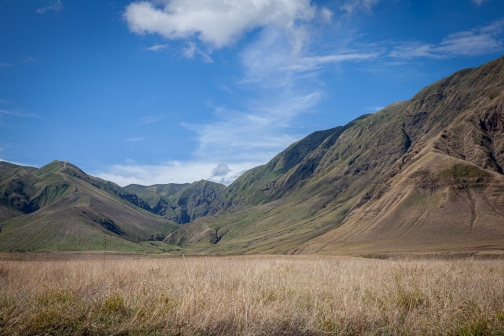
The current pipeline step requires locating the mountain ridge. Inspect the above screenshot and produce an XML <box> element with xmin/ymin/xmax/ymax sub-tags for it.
<box><xmin>2</xmin><ymin>55</ymin><xmax>504</xmax><ymax>254</ymax></box>
<box><xmin>164</xmin><ymin>55</ymin><xmax>504</xmax><ymax>255</ymax></box>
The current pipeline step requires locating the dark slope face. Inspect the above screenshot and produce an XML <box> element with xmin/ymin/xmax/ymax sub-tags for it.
<box><xmin>124</xmin><ymin>183</ymin><xmax>190</xmax><ymax>207</ymax></box>
<box><xmin>125</xmin><ymin>180</ymin><xmax>226</xmax><ymax>224</ymax></box>
<box><xmin>124</xmin><ymin>183</ymin><xmax>187</xmax><ymax>223</ymax></box>
<box><xmin>0</xmin><ymin>167</ymin><xmax>40</xmax><ymax>222</ymax></box>
<box><xmin>0</xmin><ymin>160</ymin><xmax>178</xmax><ymax>252</ymax></box>
<box><xmin>169</xmin><ymin>180</ymin><xmax>226</xmax><ymax>221</ymax></box>
<box><xmin>167</xmin><ymin>55</ymin><xmax>504</xmax><ymax>254</ymax></box>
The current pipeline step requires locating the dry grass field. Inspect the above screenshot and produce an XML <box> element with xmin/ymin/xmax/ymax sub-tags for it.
<box><xmin>1</xmin><ymin>255</ymin><xmax>504</xmax><ymax>335</ymax></box>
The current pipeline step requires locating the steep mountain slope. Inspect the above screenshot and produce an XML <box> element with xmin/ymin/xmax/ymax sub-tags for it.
<box><xmin>125</xmin><ymin>180</ymin><xmax>226</xmax><ymax>224</ymax></box>
<box><xmin>0</xmin><ymin>161</ymin><xmax>178</xmax><ymax>252</ymax></box>
<box><xmin>125</xmin><ymin>183</ymin><xmax>190</xmax><ymax>207</ymax></box>
<box><xmin>167</xmin><ymin>55</ymin><xmax>504</xmax><ymax>254</ymax></box>
<box><xmin>0</xmin><ymin>166</ymin><xmax>40</xmax><ymax>222</ymax></box>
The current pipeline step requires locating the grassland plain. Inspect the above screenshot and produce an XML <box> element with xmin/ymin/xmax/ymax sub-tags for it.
<box><xmin>0</xmin><ymin>255</ymin><xmax>504</xmax><ymax>335</ymax></box>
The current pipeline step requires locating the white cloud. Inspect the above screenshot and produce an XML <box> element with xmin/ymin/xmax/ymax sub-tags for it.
<box><xmin>124</xmin><ymin>0</ymin><xmax>316</xmax><ymax>48</ymax></box>
<box><xmin>390</xmin><ymin>19</ymin><xmax>504</xmax><ymax>58</ymax></box>
<box><xmin>0</xmin><ymin>62</ymin><xmax>12</xmax><ymax>68</ymax></box>
<box><xmin>36</xmin><ymin>0</ymin><xmax>63</xmax><ymax>14</ymax></box>
<box><xmin>209</xmin><ymin>163</ymin><xmax>238</xmax><ymax>184</ymax></box>
<box><xmin>94</xmin><ymin>160</ymin><xmax>259</xmax><ymax>186</ymax></box>
<box><xmin>146</xmin><ymin>43</ymin><xmax>168</xmax><ymax>51</ymax></box>
<box><xmin>211</xmin><ymin>163</ymin><xmax>231</xmax><ymax>177</ymax></box>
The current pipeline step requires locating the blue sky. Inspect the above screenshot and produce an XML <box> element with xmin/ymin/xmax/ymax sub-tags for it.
<box><xmin>1</xmin><ymin>0</ymin><xmax>504</xmax><ymax>186</ymax></box>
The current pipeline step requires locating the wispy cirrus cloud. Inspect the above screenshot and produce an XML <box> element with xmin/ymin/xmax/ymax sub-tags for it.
<box><xmin>146</xmin><ymin>43</ymin><xmax>168</xmax><ymax>51</ymax></box>
<box><xmin>390</xmin><ymin>19</ymin><xmax>504</xmax><ymax>58</ymax></box>
<box><xmin>0</xmin><ymin>110</ymin><xmax>36</xmax><ymax>117</ymax></box>
<box><xmin>182</xmin><ymin>42</ymin><xmax>213</xmax><ymax>62</ymax></box>
<box><xmin>114</xmin><ymin>0</ymin><xmax>384</xmax><ymax>185</ymax></box>
<box><xmin>115</xmin><ymin>0</ymin><xmax>504</xmax><ymax>187</ymax></box>
<box><xmin>127</xmin><ymin>137</ymin><xmax>144</xmax><ymax>142</ymax></box>
<box><xmin>239</xmin><ymin>26</ymin><xmax>373</xmax><ymax>87</ymax></box>
<box><xmin>36</xmin><ymin>0</ymin><xmax>63</xmax><ymax>14</ymax></box>
<box><xmin>184</xmin><ymin>92</ymin><xmax>321</xmax><ymax>163</ymax></box>
<box><xmin>139</xmin><ymin>115</ymin><xmax>162</xmax><ymax>124</ymax></box>
<box><xmin>472</xmin><ymin>0</ymin><xmax>489</xmax><ymax>6</ymax></box>
<box><xmin>285</xmin><ymin>53</ymin><xmax>379</xmax><ymax>72</ymax></box>
<box><xmin>0</xmin><ymin>62</ymin><xmax>12</xmax><ymax>68</ymax></box>
<box><xmin>340</xmin><ymin>0</ymin><xmax>382</xmax><ymax>14</ymax></box>
<box><xmin>23</xmin><ymin>56</ymin><xmax>38</xmax><ymax>63</ymax></box>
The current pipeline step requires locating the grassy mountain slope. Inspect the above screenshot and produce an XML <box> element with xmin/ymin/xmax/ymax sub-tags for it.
<box><xmin>167</xmin><ymin>55</ymin><xmax>504</xmax><ymax>254</ymax></box>
<box><xmin>125</xmin><ymin>180</ymin><xmax>226</xmax><ymax>224</ymax></box>
<box><xmin>125</xmin><ymin>183</ymin><xmax>189</xmax><ymax>208</ymax></box>
<box><xmin>298</xmin><ymin>57</ymin><xmax>504</xmax><ymax>254</ymax></box>
<box><xmin>0</xmin><ymin>161</ymin><xmax>178</xmax><ymax>252</ymax></box>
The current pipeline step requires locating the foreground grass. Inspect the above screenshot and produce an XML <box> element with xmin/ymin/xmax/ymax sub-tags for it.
<box><xmin>0</xmin><ymin>255</ymin><xmax>504</xmax><ymax>335</ymax></box>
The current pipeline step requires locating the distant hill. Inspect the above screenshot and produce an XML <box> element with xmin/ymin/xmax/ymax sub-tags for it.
<box><xmin>125</xmin><ymin>180</ymin><xmax>226</xmax><ymax>224</ymax></box>
<box><xmin>166</xmin><ymin>55</ymin><xmax>504</xmax><ymax>255</ymax></box>
<box><xmin>0</xmin><ymin>160</ymin><xmax>179</xmax><ymax>252</ymax></box>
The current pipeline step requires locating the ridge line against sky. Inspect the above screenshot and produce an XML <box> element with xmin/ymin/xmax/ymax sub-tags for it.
<box><xmin>1</xmin><ymin>0</ymin><xmax>504</xmax><ymax>186</ymax></box>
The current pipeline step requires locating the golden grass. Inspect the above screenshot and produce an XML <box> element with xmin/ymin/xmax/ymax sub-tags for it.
<box><xmin>1</xmin><ymin>255</ymin><xmax>504</xmax><ymax>335</ymax></box>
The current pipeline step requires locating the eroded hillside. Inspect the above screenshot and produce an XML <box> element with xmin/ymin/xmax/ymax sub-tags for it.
<box><xmin>166</xmin><ymin>55</ymin><xmax>504</xmax><ymax>255</ymax></box>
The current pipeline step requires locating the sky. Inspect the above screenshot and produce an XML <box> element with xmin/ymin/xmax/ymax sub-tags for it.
<box><xmin>1</xmin><ymin>0</ymin><xmax>504</xmax><ymax>186</ymax></box>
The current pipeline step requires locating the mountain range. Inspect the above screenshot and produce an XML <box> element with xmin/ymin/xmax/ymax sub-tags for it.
<box><xmin>2</xmin><ymin>55</ymin><xmax>504</xmax><ymax>254</ymax></box>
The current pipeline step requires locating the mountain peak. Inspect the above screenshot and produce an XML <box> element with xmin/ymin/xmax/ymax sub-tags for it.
<box><xmin>34</xmin><ymin>160</ymin><xmax>89</xmax><ymax>180</ymax></box>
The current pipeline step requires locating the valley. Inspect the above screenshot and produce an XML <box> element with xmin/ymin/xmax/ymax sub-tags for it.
<box><xmin>2</xmin><ymin>55</ymin><xmax>504</xmax><ymax>255</ymax></box>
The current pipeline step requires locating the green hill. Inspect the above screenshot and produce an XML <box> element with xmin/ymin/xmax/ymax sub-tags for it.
<box><xmin>0</xmin><ymin>161</ymin><xmax>179</xmax><ymax>252</ymax></box>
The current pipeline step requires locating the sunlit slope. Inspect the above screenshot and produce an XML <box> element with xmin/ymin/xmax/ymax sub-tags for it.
<box><xmin>167</xmin><ymin>55</ymin><xmax>504</xmax><ymax>254</ymax></box>
<box><xmin>300</xmin><ymin>57</ymin><xmax>504</xmax><ymax>254</ymax></box>
<box><xmin>0</xmin><ymin>161</ymin><xmax>178</xmax><ymax>252</ymax></box>
<box><xmin>298</xmin><ymin>155</ymin><xmax>504</xmax><ymax>254</ymax></box>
